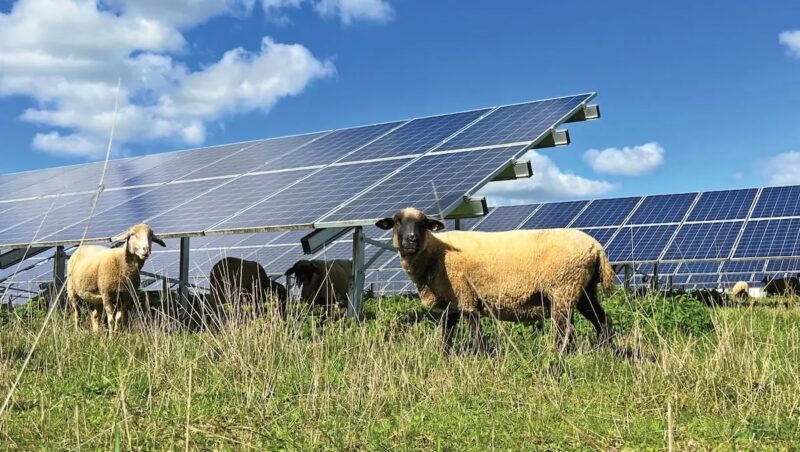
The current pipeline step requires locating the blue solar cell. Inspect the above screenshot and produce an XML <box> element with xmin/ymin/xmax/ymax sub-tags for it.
<box><xmin>605</xmin><ymin>225</ymin><xmax>677</xmax><ymax>262</ymax></box>
<box><xmin>343</xmin><ymin>109</ymin><xmax>490</xmax><ymax>161</ymax></box>
<box><xmin>670</xmin><ymin>274</ymin><xmax>691</xmax><ymax>284</ymax></box>
<box><xmin>185</xmin><ymin>134</ymin><xmax>322</xmax><ymax>180</ymax></box>
<box><xmin>231</xmin><ymin>232</ymin><xmax>288</xmax><ymax>248</ymax></box>
<box><xmin>438</xmin><ymin>95</ymin><xmax>591</xmax><ymax>151</ymax></box>
<box><xmin>751</xmin><ymin>186</ymin><xmax>800</xmax><ymax>219</ymax></box>
<box><xmin>149</xmin><ymin>170</ymin><xmax>311</xmax><ymax>235</ymax></box>
<box><xmin>718</xmin><ymin>273</ymin><xmax>756</xmax><ymax>285</ymax></box>
<box><xmin>579</xmin><ymin>228</ymin><xmax>618</xmax><ymax>247</ymax></box>
<box><xmin>677</xmin><ymin>261</ymin><xmax>722</xmax><ymax>274</ymax></box>
<box><xmin>265</xmin><ymin>122</ymin><xmax>403</xmax><ymax>170</ymax></box>
<box><xmin>734</xmin><ymin>219</ymin><xmax>800</xmax><ymax>258</ymax></box>
<box><xmin>722</xmin><ymin>260</ymin><xmax>766</xmax><ymax>273</ymax></box>
<box><xmin>636</xmin><ymin>262</ymin><xmax>679</xmax><ymax>275</ymax></box>
<box><xmin>766</xmin><ymin>259</ymin><xmax>800</xmax><ymax>272</ymax></box>
<box><xmin>663</xmin><ymin>221</ymin><xmax>743</xmax><ymax>260</ymax></box>
<box><xmin>320</xmin><ymin>147</ymin><xmax>523</xmax><ymax>224</ymax></box>
<box><xmin>45</xmin><ymin>180</ymin><xmax>224</xmax><ymax>243</ymax></box>
<box><xmin>474</xmin><ymin>204</ymin><xmax>538</xmax><ymax>231</ymax></box>
<box><xmin>521</xmin><ymin>200</ymin><xmax>587</xmax><ymax>229</ymax></box>
<box><xmin>688</xmin><ymin>274</ymin><xmax>720</xmax><ymax>284</ymax></box>
<box><xmin>215</xmin><ymin>159</ymin><xmax>411</xmax><ymax>231</ymax></box>
<box><xmin>458</xmin><ymin>215</ymin><xmax>487</xmax><ymax>231</ymax></box>
<box><xmin>571</xmin><ymin>197</ymin><xmax>640</xmax><ymax>228</ymax></box>
<box><xmin>271</xmin><ymin>230</ymin><xmax>315</xmax><ymax>245</ymax></box>
<box><xmin>260</xmin><ymin>246</ymin><xmax>308</xmax><ymax>274</ymax></box>
<box><xmin>687</xmin><ymin>189</ymin><xmax>757</xmax><ymax>221</ymax></box>
<box><xmin>627</xmin><ymin>193</ymin><xmax>697</xmax><ymax>225</ymax></box>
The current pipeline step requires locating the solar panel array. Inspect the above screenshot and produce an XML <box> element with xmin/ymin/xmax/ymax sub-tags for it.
<box><xmin>0</xmin><ymin>94</ymin><xmax>595</xmax><ymax>249</ymax></box>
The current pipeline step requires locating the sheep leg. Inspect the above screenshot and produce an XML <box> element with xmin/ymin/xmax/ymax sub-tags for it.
<box><xmin>576</xmin><ymin>289</ymin><xmax>613</xmax><ymax>346</ymax></box>
<box><xmin>102</xmin><ymin>295</ymin><xmax>116</xmax><ymax>334</ymax></box>
<box><xmin>89</xmin><ymin>305</ymin><xmax>103</xmax><ymax>333</ymax></box>
<box><xmin>441</xmin><ymin>310</ymin><xmax>461</xmax><ymax>354</ymax></box>
<box><xmin>68</xmin><ymin>289</ymin><xmax>81</xmax><ymax>329</ymax></box>
<box><xmin>114</xmin><ymin>306</ymin><xmax>127</xmax><ymax>332</ymax></box>
<box><xmin>551</xmin><ymin>309</ymin><xmax>575</xmax><ymax>354</ymax></box>
<box><xmin>467</xmin><ymin>313</ymin><xmax>486</xmax><ymax>353</ymax></box>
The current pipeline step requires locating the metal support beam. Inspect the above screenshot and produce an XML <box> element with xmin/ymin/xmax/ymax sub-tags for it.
<box><xmin>565</xmin><ymin>103</ymin><xmax>601</xmax><ymax>123</ymax></box>
<box><xmin>179</xmin><ymin>237</ymin><xmax>190</xmax><ymax>317</ymax></box>
<box><xmin>0</xmin><ymin>247</ymin><xmax>50</xmax><ymax>270</ymax></box>
<box><xmin>445</xmin><ymin>197</ymin><xmax>488</xmax><ymax>219</ymax></box>
<box><xmin>454</xmin><ymin>218</ymin><xmax>461</xmax><ymax>230</ymax></box>
<box><xmin>347</xmin><ymin>226</ymin><xmax>365</xmax><ymax>320</ymax></box>
<box><xmin>492</xmin><ymin>160</ymin><xmax>533</xmax><ymax>182</ymax></box>
<box><xmin>533</xmin><ymin>129</ymin><xmax>570</xmax><ymax>149</ymax></box>
<box><xmin>652</xmin><ymin>262</ymin><xmax>659</xmax><ymax>291</ymax></box>
<box><xmin>301</xmin><ymin>227</ymin><xmax>352</xmax><ymax>254</ymax></box>
<box><xmin>623</xmin><ymin>264</ymin><xmax>633</xmax><ymax>291</ymax></box>
<box><xmin>364</xmin><ymin>237</ymin><xmax>394</xmax><ymax>252</ymax></box>
<box><xmin>52</xmin><ymin>246</ymin><xmax>66</xmax><ymax>309</ymax></box>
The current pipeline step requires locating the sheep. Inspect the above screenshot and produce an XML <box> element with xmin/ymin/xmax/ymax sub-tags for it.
<box><xmin>207</xmin><ymin>257</ymin><xmax>288</xmax><ymax>325</ymax></box>
<box><xmin>375</xmin><ymin>207</ymin><xmax>616</xmax><ymax>354</ymax></box>
<box><xmin>67</xmin><ymin>224</ymin><xmax>166</xmax><ymax>333</ymax></box>
<box><xmin>284</xmin><ymin>259</ymin><xmax>352</xmax><ymax>320</ymax></box>
<box><xmin>761</xmin><ymin>275</ymin><xmax>800</xmax><ymax>297</ymax></box>
<box><xmin>731</xmin><ymin>281</ymin><xmax>749</xmax><ymax>300</ymax></box>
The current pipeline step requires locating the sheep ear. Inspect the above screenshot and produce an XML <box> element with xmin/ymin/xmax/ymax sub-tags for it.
<box><xmin>375</xmin><ymin>218</ymin><xmax>395</xmax><ymax>230</ymax></box>
<box><xmin>111</xmin><ymin>229</ymin><xmax>132</xmax><ymax>244</ymax></box>
<box><xmin>425</xmin><ymin>218</ymin><xmax>445</xmax><ymax>231</ymax></box>
<box><xmin>284</xmin><ymin>264</ymin><xmax>297</xmax><ymax>276</ymax></box>
<box><xmin>152</xmin><ymin>235</ymin><xmax>166</xmax><ymax>247</ymax></box>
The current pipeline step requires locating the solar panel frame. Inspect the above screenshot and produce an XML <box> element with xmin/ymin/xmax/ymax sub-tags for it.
<box><xmin>521</xmin><ymin>200</ymin><xmax>588</xmax><ymax>229</ymax></box>
<box><xmin>571</xmin><ymin>197</ymin><xmax>641</xmax><ymax>228</ymax></box>
<box><xmin>605</xmin><ymin>225</ymin><xmax>678</xmax><ymax>262</ymax></box>
<box><xmin>662</xmin><ymin>221</ymin><xmax>744</xmax><ymax>261</ymax></box>
<box><xmin>732</xmin><ymin>218</ymin><xmax>800</xmax><ymax>259</ymax></box>
<box><xmin>472</xmin><ymin>204</ymin><xmax>539</xmax><ymax>231</ymax></box>
<box><xmin>626</xmin><ymin>193</ymin><xmax>698</xmax><ymax>226</ymax></box>
<box><xmin>687</xmin><ymin>189</ymin><xmax>757</xmax><ymax>222</ymax></box>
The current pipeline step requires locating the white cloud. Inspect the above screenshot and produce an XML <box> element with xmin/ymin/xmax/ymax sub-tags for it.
<box><xmin>758</xmin><ymin>151</ymin><xmax>800</xmax><ymax>186</ymax></box>
<box><xmin>583</xmin><ymin>142</ymin><xmax>664</xmax><ymax>176</ymax></box>
<box><xmin>314</xmin><ymin>0</ymin><xmax>393</xmax><ymax>24</ymax></box>
<box><xmin>0</xmin><ymin>0</ymin><xmax>333</xmax><ymax>158</ymax></box>
<box><xmin>779</xmin><ymin>30</ymin><xmax>800</xmax><ymax>58</ymax></box>
<box><xmin>478</xmin><ymin>150</ymin><xmax>615</xmax><ymax>205</ymax></box>
<box><xmin>732</xmin><ymin>171</ymin><xmax>744</xmax><ymax>181</ymax></box>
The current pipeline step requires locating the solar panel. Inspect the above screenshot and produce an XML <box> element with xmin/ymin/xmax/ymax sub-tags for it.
<box><xmin>521</xmin><ymin>200</ymin><xmax>587</xmax><ymax>229</ymax></box>
<box><xmin>751</xmin><ymin>186</ymin><xmax>800</xmax><ymax>219</ymax></box>
<box><xmin>766</xmin><ymin>259</ymin><xmax>800</xmax><ymax>272</ymax></box>
<box><xmin>687</xmin><ymin>189</ymin><xmax>757</xmax><ymax>222</ymax></box>
<box><xmin>688</xmin><ymin>274</ymin><xmax>720</xmax><ymax>284</ymax></box>
<box><xmin>718</xmin><ymin>273</ymin><xmax>756</xmax><ymax>285</ymax></box>
<box><xmin>605</xmin><ymin>225</ymin><xmax>677</xmax><ymax>262</ymax></box>
<box><xmin>662</xmin><ymin>221</ymin><xmax>743</xmax><ymax>261</ymax></box>
<box><xmin>458</xmin><ymin>215</ymin><xmax>486</xmax><ymax>231</ymax></box>
<box><xmin>0</xmin><ymin>194</ymin><xmax>93</xmax><ymax>238</ymax></box>
<box><xmin>319</xmin><ymin>146</ymin><xmax>524</xmax><ymax>225</ymax></box>
<box><xmin>473</xmin><ymin>204</ymin><xmax>538</xmax><ymax>231</ymax></box>
<box><xmin>722</xmin><ymin>260</ymin><xmax>766</xmax><ymax>273</ymax></box>
<box><xmin>636</xmin><ymin>262</ymin><xmax>679</xmax><ymax>274</ymax></box>
<box><xmin>571</xmin><ymin>197</ymin><xmax>640</xmax><ymax>228</ymax></box>
<box><xmin>342</xmin><ymin>109</ymin><xmax>490</xmax><ymax>161</ymax></box>
<box><xmin>437</xmin><ymin>94</ymin><xmax>591</xmax><ymax>151</ymax></box>
<box><xmin>579</xmin><ymin>228</ymin><xmax>618</xmax><ymax>246</ymax></box>
<box><xmin>213</xmin><ymin>159</ymin><xmax>411</xmax><ymax>231</ymax></box>
<box><xmin>183</xmin><ymin>133</ymin><xmax>323</xmax><ymax>180</ymax></box>
<box><xmin>627</xmin><ymin>193</ymin><xmax>697</xmax><ymax>225</ymax></box>
<box><xmin>733</xmin><ymin>219</ymin><xmax>800</xmax><ymax>258</ymax></box>
<box><xmin>677</xmin><ymin>261</ymin><xmax>722</xmax><ymax>274</ymax></box>
<box><xmin>264</xmin><ymin>123</ymin><xmax>403</xmax><ymax>170</ymax></box>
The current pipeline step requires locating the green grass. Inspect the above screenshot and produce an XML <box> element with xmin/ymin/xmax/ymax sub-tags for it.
<box><xmin>1</xmin><ymin>294</ymin><xmax>800</xmax><ymax>449</ymax></box>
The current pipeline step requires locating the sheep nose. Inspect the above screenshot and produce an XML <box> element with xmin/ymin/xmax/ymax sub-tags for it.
<box><xmin>407</xmin><ymin>233</ymin><xmax>417</xmax><ymax>242</ymax></box>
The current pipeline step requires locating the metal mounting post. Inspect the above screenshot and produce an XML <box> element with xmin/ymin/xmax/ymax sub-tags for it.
<box><xmin>52</xmin><ymin>246</ymin><xmax>66</xmax><ymax>309</ymax></box>
<box><xmin>179</xmin><ymin>237</ymin><xmax>190</xmax><ymax>319</ymax></box>
<box><xmin>347</xmin><ymin>226</ymin><xmax>365</xmax><ymax>320</ymax></box>
<box><xmin>652</xmin><ymin>262</ymin><xmax>660</xmax><ymax>291</ymax></box>
<box><xmin>623</xmin><ymin>264</ymin><xmax>633</xmax><ymax>291</ymax></box>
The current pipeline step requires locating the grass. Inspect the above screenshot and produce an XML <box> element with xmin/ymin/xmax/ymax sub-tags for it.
<box><xmin>1</xmin><ymin>293</ymin><xmax>800</xmax><ymax>449</ymax></box>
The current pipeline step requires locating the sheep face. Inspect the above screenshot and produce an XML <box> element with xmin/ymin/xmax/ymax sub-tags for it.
<box><xmin>285</xmin><ymin>260</ymin><xmax>326</xmax><ymax>303</ymax></box>
<box><xmin>112</xmin><ymin>224</ymin><xmax>166</xmax><ymax>261</ymax></box>
<box><xmin>376</xmin><ymin>208</ymin><xmax>444</xmax><ymax>256</ymax></box>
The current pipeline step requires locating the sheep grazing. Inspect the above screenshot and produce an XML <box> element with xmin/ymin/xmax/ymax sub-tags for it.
<box><xmin>761</xmin><ymin>275</ymin><xmax>800</xmax><ymax>297</ymax></box>
<box><xmin>284</xmin><ymin>259</ymin><xmax>352</xmax><ymax>319</ymax></box>
<box><xmin>67</xmin><ymin>224</ymin><xmax>166</xmax><ymax>333</ymax></box>
<box><xmin>731</xmin><ymin>281</ymin><xmax>749</xmax><ymax>300</ymax></box>
<box><xmin>376</xmin><ymin>207</ymin><xmax>616</xmax><ymax>354</ymax></box>
<box><xmin>208</xmin><ymin>257</ymin><xmax>288</xmax><ymax>324</ymax></box>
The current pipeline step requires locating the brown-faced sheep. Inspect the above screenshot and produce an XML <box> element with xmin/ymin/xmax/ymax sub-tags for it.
<box><xmin>731</xmin><ymin>281</ymin><xmax>749</xmax><ymax>300</ymax></box>
<box><xmin>376</xmin><ymin>208</ymin><xmax>615</xmax><ymax>354</ymax></box>
<box><xmin>67</xmin><ymin>224</ymin><xmax>166</xmax><ymax>333</ymax></box>
<box><xmin>761</xmin><ymin>275</ymin><xmax>800</xmax><ymax>297</ymax></box>
<box><xmin>284</xmin><ymin>259</ymin><xmax>352</xmax><ymax>320</ymax></box>
<box><xmin>208</xmin><ymin>257</ymin><xmax>288</xmax><ymax>325</ymax></box>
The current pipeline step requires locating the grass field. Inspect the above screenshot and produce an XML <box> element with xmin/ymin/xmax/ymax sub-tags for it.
<box><xmin>1</xmin><ymin>293</ymin><xmax>800</xmax><ymax>450</ymax></box>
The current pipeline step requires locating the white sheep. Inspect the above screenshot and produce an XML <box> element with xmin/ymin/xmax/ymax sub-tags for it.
<box><xmin>731</xmin><ymin>281</ymin><xmax>749</xmax><ymax>300</ymax></box>
<box><xmin>67</xmin><ymin>224</ymin><xmax>165</xmax><ymax>333</ymax></box>
<box><xmin>376</xmin><ymin>208</ymin><xmax>616</xmax><ymax>353</ymax></box>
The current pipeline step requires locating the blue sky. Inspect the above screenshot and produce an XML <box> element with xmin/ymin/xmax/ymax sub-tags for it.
<box><xmin>0</xmin><ymin>0</ymin><xmax>799</xmax><ymax>205</ymax></box>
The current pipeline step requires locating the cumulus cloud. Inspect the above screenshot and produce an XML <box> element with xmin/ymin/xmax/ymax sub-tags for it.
<box><xmin>262</xmin><ymin>0</ymin><xmax>393</xmax><ymax>25</ymax></box>
<box><xmin>478</xmin><ymin>150</ymin><xmax>615</xmax><ymax>205</ymax></box>
<box><xmin>780</xmin><ymin>30</ymin><xmax>800</xmax><ymax>58</ymax></box>
<box><xmin>0</xmin><ymin>0</ymin><xmax>334</xmax><ymax>158</ymax></box>
<box><xmin>583</xmin><ymin>142</ymin><xmax>665</xmax><ymax>176</ymax></box>
<box><xmin>758</xmin><ymin>151</ymin><xmax>800</xmax><ymax>186</ymax></box>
